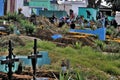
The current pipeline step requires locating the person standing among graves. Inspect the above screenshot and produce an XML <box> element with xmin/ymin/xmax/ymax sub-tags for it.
<box><xmin>111</xmin><ymin>19</ymin><xmax>118</xmax><ymax>28</ymax></box>
<box><xmin>30</xmin><ymin>9</ymin><xmax>36</xmax><ymax>25</ymax></box>
<box><xmin>101</xmin><ymin>16</ymin><xmax>105</xmax><ymax>27</ymax></box>
<box><xmin>79</xmin><ymin>16</ymin><xmax>84</xmax><ymax>28</ymax></box>
<box><xmin>18</xmin><ymin>8</ymin><xmax>22</xmax><ymax>15</ymax></box>
<box><xmin>70</xmin><ymin>21</ymin><xmax>76</xmax><ymax>29</ymax></box>
<box><xmin>50</xmin><ymin>14</ymin><xmax>56</xmax><ymax>24</ymax></box>
<box><xmin>69</xmin><ymin>9</ymin><xmax>75</xmax><ymax>21</ymax></box>
<box><xmin>18</xmin><ymin>8</ymin><xmax>25</xmax><ymax>19</ymax></box>
<box><xmin>105</xmin><ymin>17</ymin><xmax>109</xmax><ymax>27</ymax></box>
<box><xmin>61</xmin><ymin>60</ymin><xmax>67</xmax><ymax>74</ymax></box>
<box><xmin>58</xmin><ymin>17</ymin><xmax>65</xmax><ymax>27</ymax></box>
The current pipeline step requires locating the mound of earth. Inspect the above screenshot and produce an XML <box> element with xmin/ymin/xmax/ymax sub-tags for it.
<box><xmin>0</xmin><ymin>34</ymin><xmax>25</xmax><ymax>47</ymax></box>
<box><xmin>35</xmin><ymin>29</ymin><xmax>95</xmax><ymax>47</ymax></box>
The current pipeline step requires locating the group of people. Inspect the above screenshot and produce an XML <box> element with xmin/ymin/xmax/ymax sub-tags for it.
<box><xmin>49</xmin><ymin>13</ymin><xmax>76</xmax><ymax>29</ymax></box>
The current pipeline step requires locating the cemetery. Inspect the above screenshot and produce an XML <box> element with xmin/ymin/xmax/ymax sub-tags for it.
<box><xmin>0</xmin><ymin>1</ymin><xmax>120</xmax><ymax>79</ymax></box>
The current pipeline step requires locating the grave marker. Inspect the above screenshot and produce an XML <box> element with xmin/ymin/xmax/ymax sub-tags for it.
<box><xmin>0</xmin><ymin>40</ymin><xmax>19</xmax><ymax>80</ymax></box>
<box><xmin>28</xmin><ymin>39</ymin><xmax>42</xmax><ymax>80</ymax></box>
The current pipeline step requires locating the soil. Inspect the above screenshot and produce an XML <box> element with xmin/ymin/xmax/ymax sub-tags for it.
<box><xmin>34</xmin><ymin>29</ymin><xmax>96</xmax><ymax>47</ymax></box>
<box><xmin>0</xmin><ymin>70</ymin><xmax>59</xmax><ymax>80</ymax></box>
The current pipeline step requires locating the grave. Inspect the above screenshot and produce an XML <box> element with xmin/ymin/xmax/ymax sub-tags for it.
<box><xmin>0</xmin><ymin>51</ymin><xmax>51</xmax><ymax>73</ymax></box>
<box><xmin>0</xmin><ymin>39</ymin><xmax>51</xmax><ymax>80</ymax></box>
<box><xmin>27</xmin><ymin>39</ymin><xmax>50</xmax><ymax>80</ymax></box>
<box><xmin>69</xmin><ymin>27</ymin><xmax>106</xmax><ymax>40</ymax></box>
<box><xmin>0</xmin><ymin>40</ymin><xmax>19</xmax><ymax>80</ymax></box>
<box><xmin>28</xmin><ymin>39</ymin><xmax>42</xmax><ymax>80</ymax></box>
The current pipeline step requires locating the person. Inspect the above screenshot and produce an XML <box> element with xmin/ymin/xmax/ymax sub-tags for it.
<box><xmin>101</xmin><ymin>17</ymin><xmax>105</xmax><ymax>27</ymax></box>
<box><xmin>111</xmin><ymin>19</ymin><xmax>118</xmax><ymax>28</ymax></box>
<box><xmin>18</xmin><ymin>8</ymin><xmax>25</xmax><ymax>19</ymax></box>
<box><xmin>50</xmin><ymin>14</ymin><xmax>56</xmax><ymax>24</ymax></box>
<box><xmin>70</xmin><ymin>21</ymin><xmax>76</xmax><ymax>29</ymax></box>
<box><xmin>79</xmin><ymin>16</ymin><xmax>84</xmax><ymax>27</ymax></box>
<box><xmin>105</xmin><ymin>17</ymin><xmax>109</xmax><ymax>27</ymax></box>
<box><xmin>18</xmin><ymin>8</ymin><xmax>22</xmax><ymax>15</ymax></box>
<box><xmin>30</xmin><ymin>11</ymin><xmax>36</xmax><ymax>25</ymax></box>
<box><xmin>61</xmin><ymin>60</ymin><xmax>67</xmax><ymax>74</ymax></box>
<box><xmin>58</xmin><ymin>17</ymin><xmax>65</xmax><ymax>27</ymax></box>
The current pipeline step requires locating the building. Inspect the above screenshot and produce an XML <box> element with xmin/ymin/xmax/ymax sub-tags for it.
<box><xmin>0</xmin><ymin>0</ymin><xmax>5</xmax><ymax>16</ymax></box>
<box><xmin>78</xmin><ymin>7</ymin><xmax>98</xmax><ymax>21</ymax></box>
<box><xmin>57</xmin><ymin>0</ymin><xmax>88</xmax><ymax>16</ymax></box>
<box><xmin>5</xmin><ymin>0</ymin><xmax>59</xmax><ymax>17</ymax></box>
<box><xmin>29</xmin><ymin>0</ymin><xmax>59</xmax><ymax>15</ymax></box>
<box><xmin>6</xmin><ymin>0</ymin><xmax>31</xmax><ymax>17</ymax></box>
<box><xmin>50</xmin><ymin>0</ymin><xmax>58</xmax><ymax>10</ymax></box>
<box><xmin>29</xmin><ymin>0</ymin><xmax>51</xmax><ymax>10</ymax></box>
<box><xmin>15</xmin><ymin>0</ymin><xmax>31</xmax><ymax>17</ymax></box>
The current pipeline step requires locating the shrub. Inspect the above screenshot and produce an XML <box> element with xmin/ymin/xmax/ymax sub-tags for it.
<box><xmin>73</xmin><ymin>42</ymin><xmax>82</xmax><ymax>49</ymax></box>
<box><xmin>5</xmin><ymin>12</ymin><xmax>20</xmax><ymax>21</ymax></box>
<box><xmin>20</xmin><ymin>20</ymin><xmax>35</xmax><ymax>35</ymax></box>
<box><xmin>95</xmin><ymin>40</ymin><xmax>106</xmax><ymax>51</ymax></box>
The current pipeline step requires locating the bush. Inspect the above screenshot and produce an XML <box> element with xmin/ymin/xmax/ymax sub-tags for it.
<box><xmin>73</xmin><ymin>42</ymin><xmax>82</xmax><ymax>49</ymax></box>
<box><xmin>95</xmin><ymin>40</ymin><xmax>106</xmax><ymax>51</ymax></box>
<box><xmin>20</xmin><ymin>20</ymin><xmax>35</xmax><ymax>35</ymax></box>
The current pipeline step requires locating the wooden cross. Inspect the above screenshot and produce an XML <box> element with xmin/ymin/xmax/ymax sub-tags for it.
<box><xmin>1</xmin><ymin>40</ymin><xmax>19</xmax><ymax>80</ymax></box>
<box><xmin>28</xmin><ymin>39</ymin><xmax>42</xmax><ymax>80</ymax></box>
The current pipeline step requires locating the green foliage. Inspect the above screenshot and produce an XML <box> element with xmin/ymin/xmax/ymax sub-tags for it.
<box><xmin>106</xmin><ymin>28</ymin><xmax>113</xmax><ymax>35</ymax></box>
<box><xmin>6</xmin><ymin>39</ymin><xmax>120</xmax><ymax>79</ymax></box>
<box><xmin>59</xmin><ymin>70</ymin><xmax>85</xmax><ymax>80</ymax></box>
<box><xmin>25</xmin><ymin>23</ymin><xmax>35</xmax><ymax>35</ymax></box>
<box><xmin>5</xmin><ymin>12</ymin><xmax>20</xmax><ymax>21</ymax></box>
<box><xmin>73</xmin><ymin>42</ymin><xmax>82</xmax><ymax>49</ymax></box>
<box><xmin>106</xmin><ymin>26</ymin><xmax>116</xmax><ymax>36</ymax></box>
<box><xmin>75</xmin><ymin>71</ymin><xmax>85</xmax><ymax>80</ymax></box>
<box><xmin>19</xmin><ymin>20</ymin><xmax>35</xmax><ymax>35</ymax></box>
<box><xmin>37</xmin><ymin>40</ymin><xmax>56</xmax><ymax>50</ymax></box>
<box><xmin>56</xmin><ymin>46</ymin><xmax>78</xmax><ymax>55</ymax></box>
<box><xmin>59</xmin><ymin>71</ymin><xmax>70</xmax><ymax>80</ymax></box>
<box><xmin>80</xmin><ymin>46</ymin><xmax>95</xmax><ymax>55</ymax></box>
<box><xmin>105</xmin><ymin>42</ymin><xmax>120</xmax><ymax>53</ymax></box>
<box><xmin>61</xmin><ymin>24</ymin><xmax>69</xmax><ymax>34</ymax></box>
<box><xmin>9</xmin><ymin>24</ymin><xmax>14</xmax><ymax>33</ymax></box>
<box><xmin>95</xmin><ymin>40</ymin><xmax>106</xmax><ymax>51</ymax></box>
<box><xmin>101</xmin><ymin>64</ymin><xmax>120</xmax><ymax>75</ymax></box>
<box><xmin>0</xmin><ymin>20</ymin><xmax>4</xmax><ymax>23</ymax></box>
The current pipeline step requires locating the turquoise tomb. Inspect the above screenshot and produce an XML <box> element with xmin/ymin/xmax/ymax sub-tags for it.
<box><xmin>0</xmin><ymin>51</ymin><xmax>51</xmax><ymax>73</ymax></box>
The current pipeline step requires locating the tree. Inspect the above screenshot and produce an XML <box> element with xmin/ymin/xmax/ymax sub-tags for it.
<box><xmin>105</xmin><ymin>0</ymin><xmax>120</xmax><ymax>11</ymax></box>
<box><xmin>87</xmin><ymin>0</ymin><xmax>102</xmax><ymax>8</ymax></box>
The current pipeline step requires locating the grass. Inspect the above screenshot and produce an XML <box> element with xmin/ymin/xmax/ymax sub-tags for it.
<box><xmin>0</xmin><ymin>39</ymin><xmax>120</xmax><ymax>79</ymax></box>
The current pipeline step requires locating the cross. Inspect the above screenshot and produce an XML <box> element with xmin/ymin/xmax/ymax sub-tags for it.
<box><xmin>1</xmin><ymin>40</ymin><xmax>19</xmax><ymax>80</ymax></box>
<box><xmin>28</xmin><ymin>39</ymin><xmax>42</xmax><ymax>80</ymax></box>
